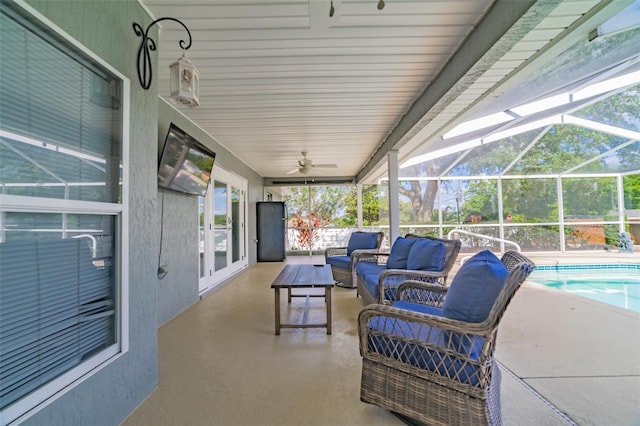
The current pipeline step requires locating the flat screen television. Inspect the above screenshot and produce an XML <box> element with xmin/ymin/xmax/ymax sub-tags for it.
<box><xmin>158</xmin><ymin>123</ymin><xmax>216</xmax><ymax>196</ymax></box>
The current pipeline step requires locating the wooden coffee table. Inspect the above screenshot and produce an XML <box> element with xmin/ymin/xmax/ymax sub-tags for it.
<box><xmin>271</xmin><ymin>264</ymin><xmax>334</xmax><ymax>335</ymax></box>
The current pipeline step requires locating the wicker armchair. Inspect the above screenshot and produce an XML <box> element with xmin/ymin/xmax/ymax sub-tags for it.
<box><xmin>358</xmin><ymin>251</ymin><xmax>535</xmax><ymax>425</ymax></box>
<box><xmin>324</xmin><ymin>231</ymin><xmax>384</xmax><ymax>288</ymax></box>
<box><xmin>353</xmin><ymin>234</ymin><xmax>461</xmax><ymax>305</ymax></box>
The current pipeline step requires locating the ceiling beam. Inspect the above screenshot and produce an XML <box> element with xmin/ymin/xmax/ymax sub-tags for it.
<box><xmin>355</xmin><ymin>0</ymin><xmax>564</xmax><ymax>183</ymax></box>
<box><xmin>263</xmin><ymin>176</ymin><xmax>355</xmax><ymax>186</ymax></box>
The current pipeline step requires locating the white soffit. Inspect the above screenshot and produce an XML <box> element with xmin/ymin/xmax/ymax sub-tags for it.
<box><xmin>390</xmin><ymin>0</ymin><xmax>605</xmax><ymax>181</ymax></box>
<box><xmin>141</xmin><ymin>0</ymin><xmax>494</xmax><ymax>179</ymax></box>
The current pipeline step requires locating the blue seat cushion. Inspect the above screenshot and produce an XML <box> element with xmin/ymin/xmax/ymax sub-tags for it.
<box><xmin>356</xmin><ymin>262</ymin><xmax>408</xmax><ymax>301</ymax></box>
<box><xmin>442</xmin><ymin>250</ymin><xmax>508</xmax><ymax>323</ymax></box>
<box><xmin>385</xmin><ymin>237</ymin><xmax>417</xmax><ymax>269</ymax></box>
<box><xmin>346</xmin><ymin>231</ymin><xmax>380</xmax><ymax>256</ymax></box>
<box><xmin>366</xmin><ymin>313</ymin><xmax>483</xmax><ymax>385</ymax></box>
<box><xmin>356</xmin><ymin>262</ymin><xmax>386</xmax><ymax>300</ymax></box>
<box><xmin>406</xmin><ymin>238</ymin><xmax>446</xmax><ymax>271</ymax></box>
<box><xmin>326</xmin><ymin>255</ymin><xmax>350</xmax><ymax>270</ymax></box>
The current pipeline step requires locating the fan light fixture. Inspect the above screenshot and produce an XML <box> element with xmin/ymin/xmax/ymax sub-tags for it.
<box><xmin>133</xmin><ymin>17</ymin><xmax>200</xmax><ymax>107</ymax></box>
<box><xmin>286</xmin><ymin>151</ymin><xmax>338</xmax><ymax>175</ymax></box>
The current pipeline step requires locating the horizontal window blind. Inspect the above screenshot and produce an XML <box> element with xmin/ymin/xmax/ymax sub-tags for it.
<box><xmin>0</xmin><ymin>6</ymin><xmax>122</xmax><ymax>203</ymax></box>
<box><xmin>0</xmin><ymin>2</ymin><xmax>123</xmax><ymax>418</ymax></box>
<box><xmin>0</xmin><ymin>238</ymin><xmax>115</xmax><ymax>410</ymax></box>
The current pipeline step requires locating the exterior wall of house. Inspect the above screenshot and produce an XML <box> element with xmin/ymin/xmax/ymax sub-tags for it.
<box><xmin>154</xmin><ymin>181</ymin><xmax>199</xmax><ymax>326</ymax></box>
<box><xmin>16</xmin><ymin>0</ymin><xmax>637</xmax><ymax>423</ymax></box>
<box><xmin>156</xmin><ymin>100</ymin><xmax>264</xmax><ymax>325</ymax></box>
<box><xmin>16</xmin><ymin>0</ymin><xmax>263</xmax><ymax>424</ymax></box>
<box><xmin>12</xmin><ymin>0</ymin><xmax>632</xmax><ymax>423</ymax></box>
<box><xmin>21</xmin><ymin>1</ymin><xmax>159</xmax><ymax>424</ymax></box>
<box><xmin>4</xmin><ymin>2</ymin><xmax>632</xmax><ymax>424</ymax></box>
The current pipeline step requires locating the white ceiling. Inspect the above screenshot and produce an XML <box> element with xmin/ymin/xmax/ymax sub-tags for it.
<box><xmin>139</xmin><ymin>0</ymin><xmax>626</xmax><ymax>184</ymax></box>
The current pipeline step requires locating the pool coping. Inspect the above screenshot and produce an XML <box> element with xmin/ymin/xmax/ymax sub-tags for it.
<box><xmin>533</xmin><ymin>263</ymin><xmax>640</xmax><ymax>271</ymax></box>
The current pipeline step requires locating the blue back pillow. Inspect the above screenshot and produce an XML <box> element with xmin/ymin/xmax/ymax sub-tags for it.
<box><xmin>386</xmin><ymin>237</ymin><xmax>417</xmax><ymax>269</ymax></box>
<box><xmin>346</xmin><ymin>231</ymin><xmax>380</xmax><ymax>256</ymax></box>
<box><xmin>442</xmin><ymin>250</ymin><xmax>508</xmax><ymax>323</ymax></box>
<box><xmin>406</xmin><ymin>238</ymin><xmax>446</xmax><ymax>271</ymax></box>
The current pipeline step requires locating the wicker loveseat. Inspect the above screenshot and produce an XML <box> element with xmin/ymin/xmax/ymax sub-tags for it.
<box><xmin>353</xmin><ymin>234</ymin><xmax>461</xmax><ymax>305</ymax></box>
<box><xmin>358</xmin><ymin>250</ymin><xmax>535</xmax><ymax>425</ymax></box>
<box><xmin>324</xmin><ymin>231</ymin><xmax>384</xmax><ymax>288</ymax></box>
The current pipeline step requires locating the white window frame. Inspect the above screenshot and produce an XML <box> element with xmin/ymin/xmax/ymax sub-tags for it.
<box><xmin>0</xmin><ymin>1</ymin><xmax>130</xmax><ymax>423</ymax></box>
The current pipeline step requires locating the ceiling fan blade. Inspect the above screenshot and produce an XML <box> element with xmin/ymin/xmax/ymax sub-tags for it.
<box><xmin>286</xmin><ymin>167</ymin><xmax>300</xmax><ymax>174</ymax></box>
<box><xmin>312</xmin><ymin>164</ymin><xmax>338</xmax><ymax>168</ymax></box>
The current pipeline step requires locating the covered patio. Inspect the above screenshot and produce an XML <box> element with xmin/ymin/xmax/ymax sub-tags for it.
<box><xmin>1</xmin><ymin>1</ymin><xmax>639</xmax><ymax>424</ymax></box>
<box><xmin>123</xmin><ymin>252</ymin><xmax>640</xmax><ymax>426</ymax></box>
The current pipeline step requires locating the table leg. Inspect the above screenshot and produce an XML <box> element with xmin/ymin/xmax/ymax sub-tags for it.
<box><xmin>274</xmin><ymin>287</ymin><xmax>281</xmax><ymax>335</ymax></box>
<box><xmin>326</xmin><ymin>286</ymin><xmax>332</xmax><ymax>335</ymax></box>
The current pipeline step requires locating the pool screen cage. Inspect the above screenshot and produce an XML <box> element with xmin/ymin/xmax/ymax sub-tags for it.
<box><xmin>277</xmin><ymin>11</ymin><xmax>640</xmax><ymax>255</ymax></box>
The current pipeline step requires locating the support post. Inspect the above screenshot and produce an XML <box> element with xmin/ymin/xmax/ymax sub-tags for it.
<box><xmin>357</xmin><ymin>183</ymin><xmax>363</xmax><ymax>231</ymax></box>
<box><xmin>388</xmin><ymin>150</ymin><xmax>401</xmax><ymax>244</ymax></box>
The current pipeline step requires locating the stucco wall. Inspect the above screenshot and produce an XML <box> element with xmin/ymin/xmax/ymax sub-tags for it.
<box><xmin>156</xmin><ymin>100</ymin><xmax>264</xmax><ymax>325</ymax></box>
<box><xmin>22</xmin><ymin>1</ymin><xmax>159</xmax><ymax>425</ymax></box>
<box><xmin>11</xmin><ymin>1</ymin><xmax>266</xmax><ymax>423</ymax></box>
<box><xmin>155</xmin><ymin>187</ymin><xmax>199</xmax><ymax>326</ymax></box>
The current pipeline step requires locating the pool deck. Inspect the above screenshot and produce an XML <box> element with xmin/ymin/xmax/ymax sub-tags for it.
<box><xmin>523</xmin><ymin>250</ymin><xmax>640</xmax><ymax>267</ymax></box>
<box><xmin>497</xmin><ymin>251</ymin><xmax>640</xmax><ymax>426</ymax></box>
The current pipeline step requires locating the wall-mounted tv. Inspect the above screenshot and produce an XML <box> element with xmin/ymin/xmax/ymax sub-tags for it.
<box><xmin>158</xmin><ymin>123</ymin><xmax>216</xmax><ymax>196</ymax></box>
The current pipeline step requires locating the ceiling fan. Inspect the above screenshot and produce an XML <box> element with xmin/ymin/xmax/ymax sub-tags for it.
<box><xmin>286</xmin><ymin>150</ymin><xmax>338</xmax><ymax>175</ymax></box>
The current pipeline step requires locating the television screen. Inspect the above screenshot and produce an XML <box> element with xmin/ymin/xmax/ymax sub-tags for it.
<box><xmin>158</xmin><ymin>124</ymin><xmax>216</xmax><ymax>196</ymax></box>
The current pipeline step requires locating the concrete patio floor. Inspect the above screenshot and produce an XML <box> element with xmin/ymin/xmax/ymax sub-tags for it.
<box><xmin>123</xmin><ymin>252</ymin><xmax>640</xmax><ymax>426</ymax></box>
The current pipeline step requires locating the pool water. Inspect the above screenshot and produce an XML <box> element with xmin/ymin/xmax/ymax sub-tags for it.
<box><xmin>529</xmin><ymin>265</ymin><xmax>640</xmax><ymax>313</ymax></box>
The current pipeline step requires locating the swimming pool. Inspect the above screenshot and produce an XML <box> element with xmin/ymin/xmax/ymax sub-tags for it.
<box><xmin>529</xmin><ymin>264</ymin><xmax>640</xmax><ymax>313</ymax></box>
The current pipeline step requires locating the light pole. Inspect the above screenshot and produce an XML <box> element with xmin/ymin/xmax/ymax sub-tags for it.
<box><xmin>455</xmin><ymin>188</ymin><xmax>463</xmax><ymax>225</ymax></box>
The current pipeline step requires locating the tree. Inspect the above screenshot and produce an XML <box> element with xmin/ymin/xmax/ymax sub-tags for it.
<box><xmin>285</xmin><ymin>186</ymin><xmax>348</xmax><ymax>225</ymax></box>
<box><xmin>342</xmin><ymin>184</ymin><xmax>381</xmax><ymax>226</ymax></box>
<box><xmin>463</xmin><ymin>180</ymin><xmax>498</xmax><ymax>222</ymax></box>
<box><xmin>397</xmin><ymin>162</ymin><xmax>444</xmax><ymax>223</ymax></box>
<box><xmin>624</xmin><ymin>174</ymin><xmax>640</xmax><ymax>209</ymax></box>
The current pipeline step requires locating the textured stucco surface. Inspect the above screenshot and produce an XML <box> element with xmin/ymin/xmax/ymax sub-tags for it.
<box><xmin>157</xmin><ymin>100</ymin><xmax>265</xmax><ymax>325</ymax></box>
<box><xmin>21</xmin><ymin>1</ymin><xmax>159</xmax><ymax>425</ymax></box>
<box><xmin>155</xmin><ymin>188</ymin><xmax>199</xmax><ymax>326</ymax></box>
<box><xmin>11</xmin><ymin>0</ymin><xmax>266</xmax><ymax>423</ymax></box>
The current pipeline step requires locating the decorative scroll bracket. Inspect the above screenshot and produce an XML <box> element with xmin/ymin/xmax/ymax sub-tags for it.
<box><xmin>132</xmin><ymin>17</ymin><xmax>192</xmax><ymax>90</ymax></box>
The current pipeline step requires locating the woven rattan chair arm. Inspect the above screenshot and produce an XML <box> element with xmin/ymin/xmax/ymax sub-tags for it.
<box><xmin>351</xmin><ymin>250</ymin><xmax>389</xmax><ymax>265</ymax></box>
<box><xmin>383</xmin><ymin>269</ymin><xmax>447</xmax><ymax>280</ymax></box>
<box><xmin>348</xmin><ymin>249</ymin><xmax>381</xmax><ymax>267</ymax></box>
<box><xmin>378</xmin><ymin>269</ymin><xmax>448</xmax><ymax>303</ymax></box>
<box><xmin>397</xmin><ymin>280</ymin><xmax>448</xmax><ymax>306</ymax></box>
<box><xmin>501</xmin><ymin>250</ymin><xmax>535</xmax><ymax>272</ymax></box>
<box><xmin>324</xmin><ymin>247</ymin><xmax>347</xmax><ymax>260</ymax></box>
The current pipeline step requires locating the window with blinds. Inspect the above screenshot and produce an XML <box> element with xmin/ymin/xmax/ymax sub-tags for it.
<box><xmin>0</xmin><ymin>3</ymin><xmax>127</xmax><ymax>422</ymax></box>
